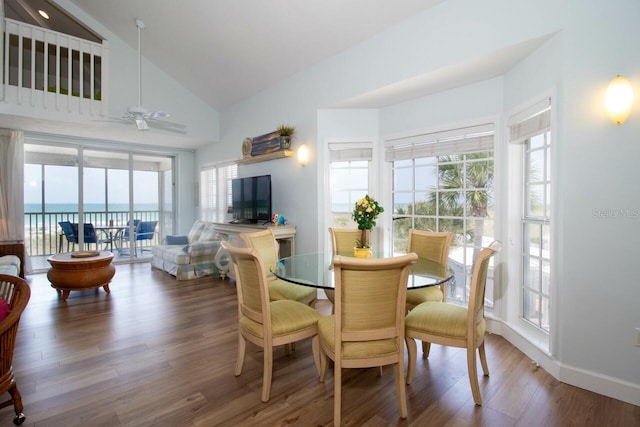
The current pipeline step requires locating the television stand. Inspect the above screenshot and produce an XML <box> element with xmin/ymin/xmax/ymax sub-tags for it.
<box><xmin>211</xmin><ymin>222</ymin><xmax>296</xmax><ymax>280</ymax></box>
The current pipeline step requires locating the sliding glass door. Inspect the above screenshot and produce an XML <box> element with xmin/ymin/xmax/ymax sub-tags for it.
<box><xmin>24</xmin><ymin>143</ymin><xmax>175</xmax><ymax>267</ymax></box>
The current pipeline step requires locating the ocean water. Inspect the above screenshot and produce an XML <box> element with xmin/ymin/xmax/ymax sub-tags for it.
<box><xmin>24</xmin><ymin>203</ymin><xmax>159</xmax><ymax>230</ymax></box>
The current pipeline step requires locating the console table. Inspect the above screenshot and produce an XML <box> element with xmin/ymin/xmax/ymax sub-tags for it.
<box><xmin>211</xmin><ymin>222</ymin><xmax>296</xmax><ymax>279</ymax></box>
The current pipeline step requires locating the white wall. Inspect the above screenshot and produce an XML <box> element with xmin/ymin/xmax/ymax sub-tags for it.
<box><xmin>203</xmin><ymin>0</ymin><xmax>640</xmax><ymax>405</ymax></box>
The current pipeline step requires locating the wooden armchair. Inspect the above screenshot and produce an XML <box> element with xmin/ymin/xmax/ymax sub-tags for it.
<box><xmin>0</xmin><ymin>274</ymin><xmax>31</xmax><ymax>425</ymax></box>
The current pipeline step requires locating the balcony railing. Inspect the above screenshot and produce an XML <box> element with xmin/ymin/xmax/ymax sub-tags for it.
<box><xmin>2</xmin><ymin>17</ymin><xmax>108</xmax><ymax>117</ymax></box>
<box><xmin>25</xmin><ymin>210</ymin><xmax>159</xmax><ymax>257</ymax></box>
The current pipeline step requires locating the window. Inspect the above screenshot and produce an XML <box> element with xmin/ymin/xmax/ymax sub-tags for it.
<box><xmin>200</xmin><ymin>163</ymin><xmax>237</xmax><ymax>222</ymax></box>
<box><xmin>385</xmin><ymin>123</ymin><xmax>496</xmax><ymax>306</ymax></box>
<box><xmin>510</xmin><ymin>99</ymin><xmax>552</xmax><ymax>333</ymax></box>
<box><xmin>328</xmin><ymin>142</ymin><xmax>373</xmax><ymax>227</ymax></box>
<box><xmin>23</xmin><ymin>143</ymin><xmax>174</xmax><ymax>262</ymax></box>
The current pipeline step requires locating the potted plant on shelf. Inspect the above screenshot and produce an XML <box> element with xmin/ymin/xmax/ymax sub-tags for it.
<box><xmin>352</xmin><ymin>195</ymin><xmax>384</xmax><ymax>258</ymax></box>
<box><xmin>276</xmin><ymin>124</ymin><xmax>295</xmax><ymax>149</ymax></box>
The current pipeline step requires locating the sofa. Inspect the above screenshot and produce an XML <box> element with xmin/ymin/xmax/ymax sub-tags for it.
<box><xmin>0</xmin><ymin>256</ymin><xmax>21</xmax><ymax>277</ymax></box>
<box><xmin>0</xmin><ymin>241</ymin><xmax>25</xmax><ymax>278</ymax></box>
<box><xmin>151</xmin><ymin>220</ymin><xmax>229</xmax><ymax>281</ymax></box>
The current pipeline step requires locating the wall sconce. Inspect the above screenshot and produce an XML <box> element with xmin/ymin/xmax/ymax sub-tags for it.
<box><xmin>605</xmin><ymin>75</ymin><xmax>634</xmax><ymax>125</ymax></box>
<box><xmin>297</xmin><ymin>144</ymin><xmax>309</xmax><ymax>166</ymax></box>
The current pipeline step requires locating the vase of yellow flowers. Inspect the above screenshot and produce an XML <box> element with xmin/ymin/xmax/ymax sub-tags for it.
<box><xmin>352</xmin><ymin>195</ymin><xmax>384</xmax><ymax>257</ymax></box>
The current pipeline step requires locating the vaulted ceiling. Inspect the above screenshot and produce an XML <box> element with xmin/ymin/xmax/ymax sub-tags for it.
<box><xmin>3</xmin><ymin>1</ymin><xmax>548</xmax><ymax>148</ymax></box>
<box><xmin>63</xmin><ymin>0</ymin><xmax>446</xmax><ymax>110</ymax></box>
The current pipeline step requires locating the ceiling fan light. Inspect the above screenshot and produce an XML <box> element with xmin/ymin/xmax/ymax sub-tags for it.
<box><xmin>135</xmin><ymin>118</ymin><xmax>149</xmax><ymax>131</ymax></box>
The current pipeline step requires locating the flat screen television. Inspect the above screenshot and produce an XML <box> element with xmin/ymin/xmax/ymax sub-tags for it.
<box><xmin>231</xmin><ymin>174</ymin><xmax>272</xmax><ymax>224</ymax></box>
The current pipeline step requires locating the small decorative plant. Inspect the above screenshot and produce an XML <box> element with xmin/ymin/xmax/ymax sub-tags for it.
<box><xmin>352</xmin><ymin>195</ymin><xmax>384</xmax><ymax>248</ymax></box>
<box><xmin>276</xmin><ymin>124</ymin><xmax>295</xmax><ymax>137</ymax></box>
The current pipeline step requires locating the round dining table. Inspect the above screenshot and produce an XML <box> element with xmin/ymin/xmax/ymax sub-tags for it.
<box><xmin>271</xmin><ymin>252</ymin><xmax>454</xmax><ymax>290</ymax></box>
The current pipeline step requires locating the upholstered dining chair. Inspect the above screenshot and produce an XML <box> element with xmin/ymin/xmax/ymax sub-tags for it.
<box><xmin>221</xmin><ymin>241</ymin><xmax>321</xmax><ymax>402</ymax></box>
<box><xmin>240</xmin><ymin>229</ymin><xmax>317</xmax><ymax>306</ymax></box>
<box><xmin>405</xmin><ymin>240</ymin><xmax>501</xmax><ymax>406</ymax></box>
<box><xmin>0</xmin><ymin>274</ymin><xmax>31</xmax><ymax>425</ymax></box>
<box><xmin>405</xmin><ymin>229</ymin><xmax>455</xmax><ymax>310</ymax></box>
<box><xmin>318</xmin><ymin>253</ymin><xmax>417</xmax><ymax>426</ymax></box>
<box><xmin>326</xmin><ymin>227</ymin><xmax>362</xmax><ymax>308</ymax></box>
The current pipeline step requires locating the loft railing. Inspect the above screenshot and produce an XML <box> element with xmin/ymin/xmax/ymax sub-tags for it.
<box><xmin>2</xmin><ymin>18</ymin><xmax>108</xmax><ymax>117</ymax></box>
<box><xmin>24</xmin><ymin>210</ymin><xmax>159</xmax><ymax>257</ymax></box>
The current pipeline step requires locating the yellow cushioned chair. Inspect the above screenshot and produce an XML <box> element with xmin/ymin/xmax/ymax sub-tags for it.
<box><xmin>221</xmin><ymin>241</ymin><xmax>321</xmax><ymax>402</ymax></box>
<box><xmin>318</xmin><ymin>253</ymin><xmax>417</xmax><ymax>426</ymax></box>
<box><xmin>326</xmin><ymin>227</ymin><xmax>362</xmax><ymax>307</ymax></box>
<box><xmin>240</xmin><ymin>229</ymin><xmax>317</xmax><ymax>306</ymax></box>
<box><xmin>405</xmin><ymin>229</ymin><xmax>454</xmax><ymax>310</ymax></box>
<box><xmin>405</xmin><ymin>241</ymin><xmax>501</xmax><ymax>406</ymax></box>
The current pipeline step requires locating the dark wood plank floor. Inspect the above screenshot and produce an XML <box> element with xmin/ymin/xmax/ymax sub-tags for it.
<box><xmin>1</xmin><ymin>263</ymin><xmax>638</xmax><ymax>426</ymax></box>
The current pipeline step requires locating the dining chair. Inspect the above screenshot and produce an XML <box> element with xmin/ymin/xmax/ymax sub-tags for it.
<box><xmin>221</xmin><ymin>241</ymin><xmax>321</xmax><ymax>402</ymax></box>
<box><xmin>240</xmin><ymin>229</ymin><xmax>317</xmax><ymax>306</ymax></box>
<box><xmin>318</xmin><ymin>253</ymin><xmax>417</xmax><ymax>426</ymax></box>
<box><xmin>405</xmin><ymin>229</ymin><xmax>454</xmax><ymax>310</ymax></box>
<box><xmin>405</xmin><ymin>240</ymin><xmax>501</xmax><ymax>406</ymax></box>
<box><xmin>326</xmin><ymin>227</ymin><xmax>362</xmax><ymax>307</ymax></box>
<box><xmin>0</xmin><ymin>274</ymin><xmax>31</xmax><ymax>425</ymax></box>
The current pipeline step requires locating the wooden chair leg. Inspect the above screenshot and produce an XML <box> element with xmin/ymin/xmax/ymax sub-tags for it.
<box><xmin>467</xmin><ymin>344</ymin><xmax>482</xmax><ymax>406</ymax></box>
<box><xmin>234</xmin><ymin>333</ymin><xmax>246</xmax><ymax>376</ymax></box>
<box><xmin>395</xmin><ymin>359</ymin><xmax>408</xmax><ymax>418</ymax></box>
<box><xmin>479</xmin><ymin>341</ymin><xmax>489</xmax><ymax>376</ymax></box>
<box><xmin>333</xmin><ymin>360</ymin><xmax>342</xmax><ymax>427</ymax></box>
<box><xmin>319</xmin><ymin>346</ymin><xmax>328</xmax><ymax>382</ymax></box>
<box><xmin>311</xmin><ymin>336</ymin><xmax>320</xmax><ymax>377</ymax></box>
<box><xmin>422</xmin><ymin>340</ymin><xmax>431</xmax><ymax>358</ymax></box>
<box><xmin>262</xmin><ymin>343</ymin><xmax>273</xmax><ymax>402</ymax></box>
<box><xmin>405</xmin><ymin>337</ymin><xmax>417</xmax><ymax>385</ymax></box>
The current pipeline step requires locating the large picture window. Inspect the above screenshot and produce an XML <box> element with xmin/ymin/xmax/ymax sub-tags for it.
<box><xmin>385</xmin><ymin>123</ymin><xmax>496</xmax><ymax>306</ymax></box>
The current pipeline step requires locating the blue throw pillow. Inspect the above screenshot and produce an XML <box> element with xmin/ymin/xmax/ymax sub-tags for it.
<box><xmin>166</xmin><ymin>235</ymin><xmax>189</xmax><ymax>245</ymax></box>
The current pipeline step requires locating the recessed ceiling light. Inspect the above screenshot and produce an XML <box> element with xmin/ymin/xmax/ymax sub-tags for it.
<box><xmin>38</xmin><ymin>10</ymin><xmax>50</xmax><ymax>19</ymax></box>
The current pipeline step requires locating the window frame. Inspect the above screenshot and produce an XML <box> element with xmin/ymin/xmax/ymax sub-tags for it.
<box><xmin>199</xmin><ymin>162</ymin><xmax>237</xmax><ymax>223</ymax></box>
<box><xmin>384</xmin><ymin>122</ymin><xmax>496</xmax><ymax>307</ymax></box>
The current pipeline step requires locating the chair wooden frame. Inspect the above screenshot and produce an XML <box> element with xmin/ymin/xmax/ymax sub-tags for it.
<box><xmin>0</xmin><ymin>274</ymin><xmax>31</xmax><ymax>425</ymax></box>
<box><xmin>325</xmin><ymin>227</ymin><xmax>362</xmax><ymax>308</ymax></box>
<box><xmin>318</xmin><ymin>253</ymin><xmax>417</xmax><ymax>426</ymax></box>
<box><xmin>405</xmin><ymin>229</ymin><xmax>454</xmax><ymax>308</ymax></box>
<box><xmin>240</xmin><ymin>229</ymin><xmax>316</xmax><ymax>306</ymax></box>
<box><xmin>221</xmin><ymin>241</ymin><xmax>320</xmax><ymax>403</ymax></box>
<box><xmin>405</xmin><ymin>241</ymin><xmax>501</xmax><ymax>406</ymax></box>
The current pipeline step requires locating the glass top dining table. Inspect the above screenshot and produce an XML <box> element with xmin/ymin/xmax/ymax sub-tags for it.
<box><xmin>271</xmin><ymin>252</ymin><xmax>454</xmax><ymax>290</ymax></box>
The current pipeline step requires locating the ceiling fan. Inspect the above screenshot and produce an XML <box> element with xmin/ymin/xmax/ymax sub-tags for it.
<box><xmin>123</xmin><ymin>19</ymin><xmax>186</xmax><ymax>133</ymax></box>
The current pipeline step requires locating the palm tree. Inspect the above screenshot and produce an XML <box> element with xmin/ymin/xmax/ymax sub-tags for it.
<box><xmin>434</xmin><ymin>153</ymin><xmax>494</xmax><ymax>260</ymax></box>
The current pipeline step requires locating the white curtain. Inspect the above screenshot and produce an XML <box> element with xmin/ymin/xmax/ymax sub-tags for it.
<box><xmin>0</xmin><ymin>129</ymin><xmax>31</xmax><ymax>272</ymax></box>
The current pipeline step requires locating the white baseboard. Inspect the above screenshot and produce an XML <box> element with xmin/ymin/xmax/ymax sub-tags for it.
<box><xmin>487</xmin><ymin>319</ymin><xmax>640</xmax><ymax>407</ymax></box>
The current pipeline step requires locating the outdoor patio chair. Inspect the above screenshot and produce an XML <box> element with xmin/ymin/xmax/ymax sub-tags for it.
<box><xmin>58</xmin><ymin>221</ymin><xmax>77</xmax><ymax>252</ymax></box>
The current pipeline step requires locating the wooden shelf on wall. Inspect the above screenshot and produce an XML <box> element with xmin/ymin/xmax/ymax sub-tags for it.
<box><xmin>236</xmin><ymin>150</ymin><xmax>294</xmax><ymax>165</ymax></box>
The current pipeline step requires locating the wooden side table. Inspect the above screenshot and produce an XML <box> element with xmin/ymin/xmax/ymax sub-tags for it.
<box><xmin>47</xmin><ymin>251</ymin><xmax>115</xmax><ymax>301</ymax></box>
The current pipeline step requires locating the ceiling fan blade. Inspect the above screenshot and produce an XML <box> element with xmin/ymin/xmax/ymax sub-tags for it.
<box><xmin>147</xmin><ymin>120</ymin><xmax>187</xmax><ymax>134</ymax></box>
